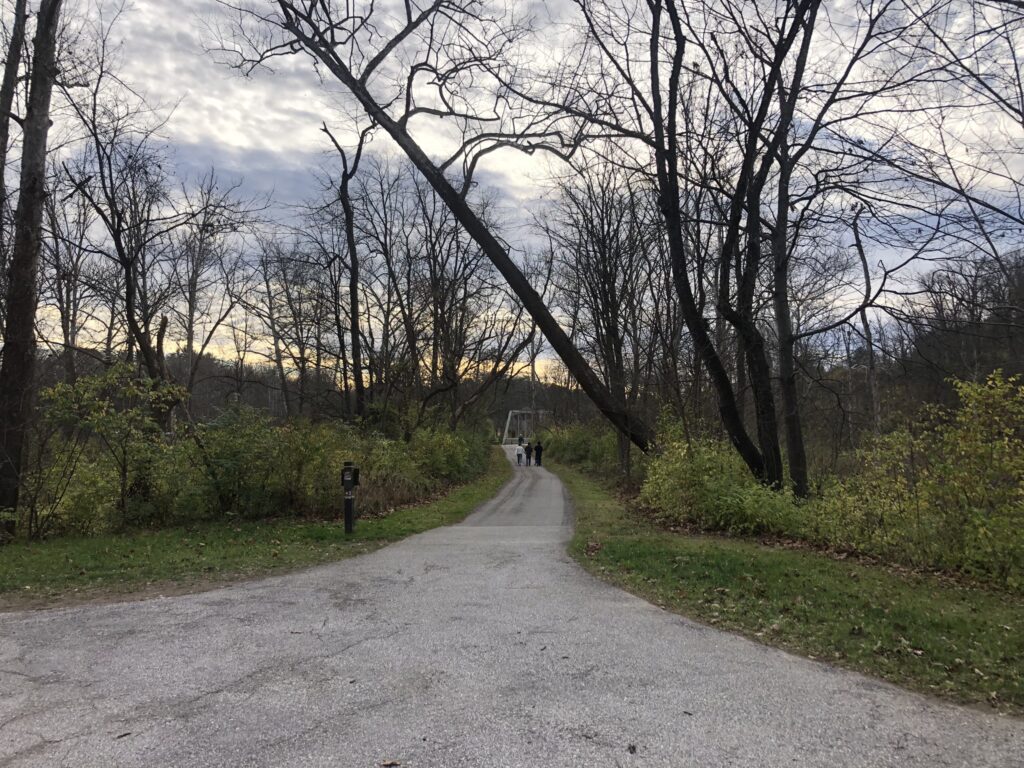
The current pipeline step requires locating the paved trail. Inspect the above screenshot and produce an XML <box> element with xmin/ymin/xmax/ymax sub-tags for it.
<box><xmin>2</xmin><ymin>448</ymin><xmax>1022</xmax><ymax>767</ymax></box>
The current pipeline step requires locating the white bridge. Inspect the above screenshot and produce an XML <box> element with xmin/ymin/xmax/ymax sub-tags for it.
<box><xmin>501</xmin><ymin>409</ymin><xmax>551</xmax><ymax>444</ymax></box>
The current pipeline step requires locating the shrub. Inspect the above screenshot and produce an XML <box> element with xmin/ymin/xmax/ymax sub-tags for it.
<box><xmin>24</xmin><ymin>370</ymin><xmax>492</xmax><ymax>538</ymax></box>
<box><xmin>191</xmin><ymin>407</ymin><xmax>285</xmax><ymax>518</ymax></box>
<box><xmin>817</xmin><ymin>372</ymin><xmax>1024</xmax><ymax>587</ymax></box>
<box><xmin>634</xmin><ymin>372</ymin><xmax>1024</xmax><ymax>591</ymax></box>
<box><xmin>40</xmin><ymin>364</ymin><xmax>185</xmax><ymax>531</ymax></box>
<box><xmin>639</xmin><ymin>439</ymin><xmax>800</xmax><ymax>535</ymax></box>
<box><xmin>542</xmin><ymin>423</ymin><xmax>647</xmax><ymax>481</ymax></box>
<box><xmin>410</xmin><ymin>427</ymin><xmax>471</xmax><ymax>483</ymax></box>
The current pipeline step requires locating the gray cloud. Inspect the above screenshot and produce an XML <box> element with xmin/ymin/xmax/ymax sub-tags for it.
<box><xmin>109</xmin><ymin>0</ymin><xmax>554</xmax><ymax>231</ymax></box>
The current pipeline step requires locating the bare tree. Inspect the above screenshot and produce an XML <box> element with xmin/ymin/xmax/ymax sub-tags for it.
<box><xmin>41</xmin><ymin>162</ymin><xmax>98</xmax><ymax>383</ymax></box>
<box><xmin>0</xmin><ymin>0</ymin><xmax>63</xmax><ymax>518</ymax></box>
<box><xmin>214</xmin><ymin>0</ymin><xmax>656</xmax><ymax>450</ymax></box>
<box><xmin>321</xmin><ymin>123</ymin><xmax>372</xmax><ymax>417</ymax></box>
<box><xmin>542</xmin><ymin>156</ymin><xmax>659</xmax><ymax>475</ymax></box>
<box><xmin>167</xmin><ymin>171</ymin><xmax>253</xmax><ymax>397</ymax></box>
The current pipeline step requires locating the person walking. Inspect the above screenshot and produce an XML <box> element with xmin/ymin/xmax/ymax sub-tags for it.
<box><xmin>525</xmin><ymin>442</ymin><xmax>533</xmax><ymax>466</ymax></box>
<box><xmin>534</xmin><ymin>441</ymin><xmax>544</xmax><ymax>467</ymax></box>
<box><xmin>515</xmin><ymin>443</ymin><xmax>524</xmax><ymax>466</ymax></box>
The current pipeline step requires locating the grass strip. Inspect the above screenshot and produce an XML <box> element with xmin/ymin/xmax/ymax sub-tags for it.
<box><xmin>1</xmin><ymin>446</ymin><xmax>511</xmax><ymax>610</ymax></box>
<box><xmin>553</xmin><ymin>460</ymin><xmax>1024</xmax><ymax>714</ymax></box>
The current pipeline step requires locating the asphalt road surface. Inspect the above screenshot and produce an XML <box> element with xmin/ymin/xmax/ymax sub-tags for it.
<box><xmin>2</xmin><ymin>447</ymin><xmax>1022</xmax><ymax>767</ymax></box>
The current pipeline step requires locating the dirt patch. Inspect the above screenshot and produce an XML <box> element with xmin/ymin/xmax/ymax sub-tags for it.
<box><xmin>0</xmin><ymin>575</ymin><xmax>262</xmax><ymax>613</ymax></box>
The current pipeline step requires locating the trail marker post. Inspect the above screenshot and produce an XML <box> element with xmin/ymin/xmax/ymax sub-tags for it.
<box><xmin>342</xmin><ymin>461</ymin><xmax>360</xmax><ymax>534</ymax></box>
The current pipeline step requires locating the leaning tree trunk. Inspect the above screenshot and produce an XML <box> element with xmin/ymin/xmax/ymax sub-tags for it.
<box><xmin>0</xmin><ymin>0</ymin><xmax>64</xmax><ymax>520</ymax></box>
<box><xmin>285</xmin><ymin>30</ymin><xmax>655</xmax><ymax>451</ymax></box>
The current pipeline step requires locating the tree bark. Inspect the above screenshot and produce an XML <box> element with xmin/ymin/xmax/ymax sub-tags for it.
<box><xmin>651</xmin><ymin>2</ymin><xmax>765</xmax><ymax>475</ymax></box>
<box><xmin>773</xmin><ymin>155</ymin><xmax>809</xmax><ymax>497</ymax></box>
<box><xmin>852</xmin><ymin>211</ymin><xmax>881</xmax><ymax>436</ymax></box>
<box><xmin>0</xmin><ymin>0</ymin><xmax>64</xmax><ymax>516</ymax></box>
<box><xmin>338</xmin><ymin>176</ymin><xmax>366</xmax><ymax>417</ymax></box>
<box><xmin>261</xmin><ymin>257</ymin><xmax>293</xmax><ymax>418</ymax></box>
<box><xmin>0</xmin><ymin>0</ymin><xmax>27</xmax><ymax>269</ymax></box>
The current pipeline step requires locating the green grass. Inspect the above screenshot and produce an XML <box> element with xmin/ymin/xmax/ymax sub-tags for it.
<box><xmin>0</xmin><ymin>446</ymin><xmax>510</xmax><ymax>609</ymax></box>
<box><xmin>553</xmin><ymin>461</ymin><xmax>1024</xmax><ymax>714</ymax></box>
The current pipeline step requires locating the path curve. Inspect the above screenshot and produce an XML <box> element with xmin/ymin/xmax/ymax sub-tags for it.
<box><xmin>2</xmin><ymin>447</ymin><xmax>1021</xmax><ymax>767</ymax></box>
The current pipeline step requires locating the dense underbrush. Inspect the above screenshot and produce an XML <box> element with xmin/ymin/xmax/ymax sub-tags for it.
<box><xmin>9</xmin><ymin>364</ymin><xmax>492</xmax><ymax>539</ymax></box>
<box><xmin>549</xmin><ymin>372</ymin><xmax>1024</xmax><ymax>592</ymax></box>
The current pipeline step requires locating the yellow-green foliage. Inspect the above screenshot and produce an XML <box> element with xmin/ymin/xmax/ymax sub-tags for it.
<box><xmin>542</xmin><ymin>423</ymin><xmax>649</xmax><ymax>480</ymax></box>
<box><xmin>634</xmin><ymin>372</ymin><xmax>1024</xmax><ymax>590</ymax></box>
<box><xmin>814</xmin><ymin>372</ymin><xmax>1024</xmax><ymax>587</ymax></box>
<box><xmin>542</xmin><ymin>424</ymin><xmax>616</xmax><ymax>470</ymax></box>
<box><xmin>640</xmin><ymin>438</ymin><xmax>800</xmax><ymax>535</ymax></box>
<box><xmin>19</xmin><ymin>368</ymin><xmax>492</xmax><ymax>537</ymax></box>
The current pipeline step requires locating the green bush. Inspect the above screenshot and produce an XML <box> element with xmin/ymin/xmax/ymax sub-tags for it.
<box><xmin>22</xmin><ymin>369</ymin><xmax>492</xmax><ymax>538</ymax></box>
<box><xmin>639</xmin><ymin>438</ymin><xmax>800</xmax><ymax>535</ymax></box>
<box><xmin>38</xmin><ymin>364</ymin><xmax>186</xmax><ymax>532</ymax></box>
<box><xmin>52</xmin><ymin>453</ymin><xmax>121</xmax><ymax>535</ymax></box>
<box><xmin>542</xmin><ymin>423</ymin><xmax>647</xmax><ymax>480</ymax></box>
<box><xmin>632</xmin><ymin>372</ymin><xmax>1024</xmax><ymax>591</ymax></box>
<box><xmin>815</xmin><ymin>372</ymin><xmax>1024</xmax><ymax>587</ymax></box>
<box><xmin>191</xmin><ymin>407</ymin><xmax>289</xmax><ymax>518</ymax></box>
<box><xmin>410</xmin><ymin>427</ymin><xmax>471</xmax><ymax>483</ymax></box>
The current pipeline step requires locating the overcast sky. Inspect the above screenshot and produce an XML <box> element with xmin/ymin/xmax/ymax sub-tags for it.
<box><xmin>107</xmin><ymin>0</ymin><xmax>321</xmax><ymax>206</ymax></box>
<box><xmin>107</xmin><ymin>0</ymin><xmax>555</xmax><ymax>223</ymax></box>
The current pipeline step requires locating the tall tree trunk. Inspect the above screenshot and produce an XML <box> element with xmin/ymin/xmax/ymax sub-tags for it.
<box><xmin>0</xmin><ymin>0</ymin><xmax>63</xmax><ymax>517</ymax></box>
<box><xmin>743</xmin><ymin>327</ymin><xmax>785</xmax><ymax>488</ymax></box>
<box><xmin>734</xmin><ymin>331</ymin><xmax>748</xmax><ymax>429</ymax></box>
<box><xmin>0</xmin><ymin>0</ymin><xmax>27</xmax><ymax>270</ymax></box>
<box><xmin>732</xmin><ymin>200</ymin><xmax>785</xmax><ymax>489</ymax></box>
<box><xmin>642</xmin><ymin>2</ymin><xmax>764</xmax><ymax>471</ymax></box>
<box><xmin>121</xmin><ymin>260</ymin><xmax>164</xmax><ymax>382</ymax></box>
<box><xmin>60</xmin><ymin>291</ymin><xmax>77</xmax><ymax>383</ymax></box>
<box><xmin>331</xmin><ymin>279</ymin><xmax>352</xmax><ymax>414</ymax></box>
<box><xmin>773</xmin><ymin>157</ymin><xmax>809</xmax><ymax>497</ymax></box>
<box><xmin>852</xmin><ymin>211</ymin><xmax>881</xmax><ymax>436</ymax></box>
<box><xmin>339</xmin><ymin>177</ymin><xmax>366</xmax><ymax>417</ymax></box>
<box><xmin>262</xmin><ymin>266</ymin><xmax>292</xmax><ymax>418</ymax></box>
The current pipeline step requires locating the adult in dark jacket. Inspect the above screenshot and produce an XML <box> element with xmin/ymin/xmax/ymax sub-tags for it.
<box><xmin>534</xmin><ymin>441</ymin><xmax>544</xmax><ymax>466</ymax></box>
<box><xmin>524</xmin><ymin>442</ymin><xmax>533</xmax><ymax>466</ymax></box>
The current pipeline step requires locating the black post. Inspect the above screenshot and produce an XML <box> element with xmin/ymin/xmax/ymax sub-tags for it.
<box><xmin>344</xmin><ymin>491</ymin><xmax>354</xmax><ymax>534</ymax></box>
<box><xmin>342</xmin><ymin>460</ymin><xmax>359</xmax><ymax>534</ymax></box>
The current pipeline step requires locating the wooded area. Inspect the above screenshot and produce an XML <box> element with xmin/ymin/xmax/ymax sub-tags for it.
<box><xmin>0</xmin><ymin>1</ymin><xmax>1021</xmax><ymax>555</ymax></box>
